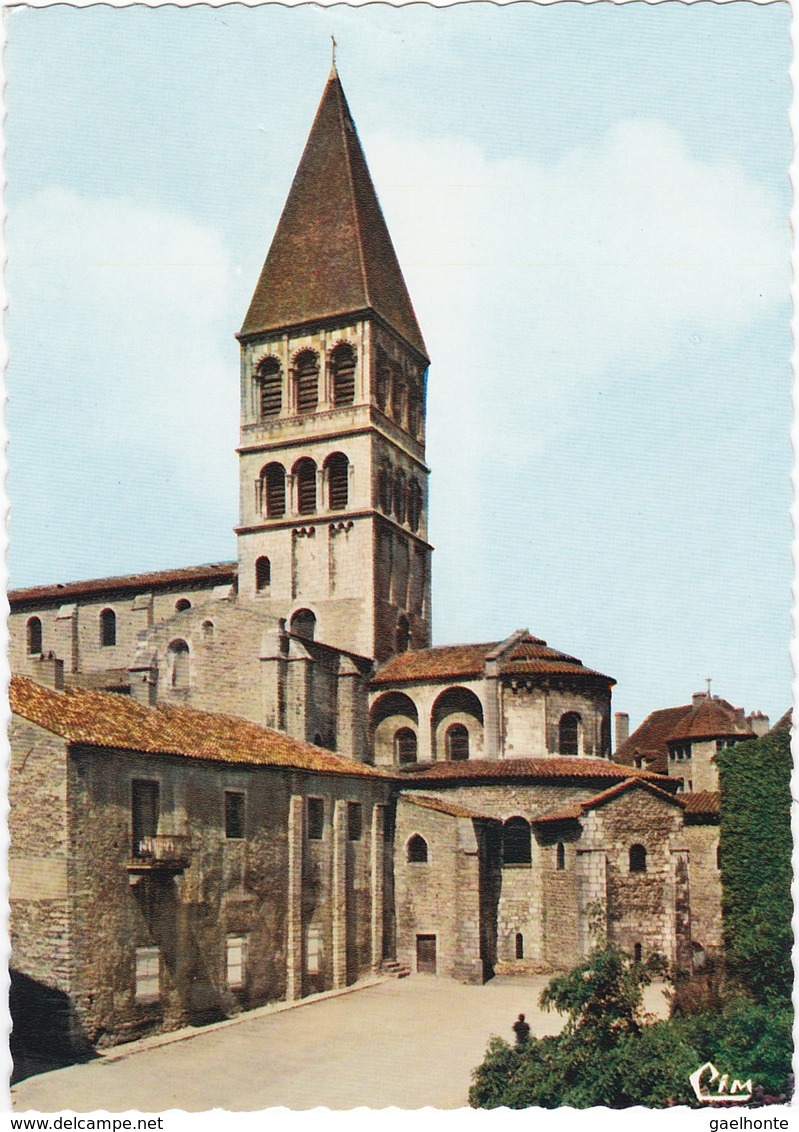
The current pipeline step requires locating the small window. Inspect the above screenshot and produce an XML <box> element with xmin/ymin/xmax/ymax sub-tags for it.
<box><xmin>168</xmin><ymin>639</ymin><xmax>190</xmax><ymax>688</ymax></box>
<box><xmin>446</xmin><ymin>724</ymin><xmax>470</xmax><ymax>761</ymax></box>
<box><xmin>307</xmin><ymin>797</ymin><xmax>324</xmax><ymax>840</ymax></box>
<box><xmin>256</xmin><ymin>556</ymin><xmax>271</xmax><ymax>592</ymax></box>
<box><xmin>202</xmin><ymin>619</ymin><xmax>215</xmax><ymax>644</ymax></box>
<box><xmin>290</xmin><ymin>608</ymin><xmax>316</xmax><ymax>641</ymax></box>
<box><xmin>407</xmin><ymin>834</ymin><xmax>428</xmax><ymax>863</ymax></box>
<box><xmin>503</xmin><ymin>817</ymin><xmax>532</xmax><ymax>865</ymax></box>
<box><xmin>331</xmin><ymin>343</ymin><xmax>356</xmax><ymax>407</ymax></box>
<box><xmin>307</xmin><ymin>927</ymin><xmax>322</xmax><ymax>976</ymax></box>
<box><xmin>262</xmin><ymin>462</ymin><xmax>286</xmax><ymax>518</ymax></box>
<box><xmin>629</xmin><ymin>844</ymin><xmax>647</xmax><ymax>873</ymax></box>
<box><xmin>515</xmin><ymin>933</ymin><xmax>524</xmax><ymax>960</ymax></box>
<box><xmin>394</xmin><ymin>728</ymin><xmax>418</xmax><ymax>765</ymax></box>
<box><xmin>716</xmin><ymin>843</ymin><xmax>721</xmax><ymax>870</ymax></box>
<box><xmin>634</xmin><ymin>942</ymin><xmax>643</xmax><ymax>963</ymax></box>
<box><xmin>378</xmin><ymin>467</ymin><xmax>393</xmax><ymax>513</ymax></box>
<box><xmin>326</xmin><ymin>452</ymin><xmax>349</xmax><ymax>511</ymax></box>
<box><xmin>27</xmin><ymin>616</ymin><xmax>42</xmax><ymax>655</ymax></box>
<box><xmin>347</xmin><ymin>801</ymin><xmax>362</xmax><ymax>841</ymax></box>
<box><xmin>135</xmin><ymin>947</ymin><xmax>160</xmax><ymax>1003</ymax></box>
<box><xmin>556</xmin><ymin>842</ymin><xmax>565</xmax><ymax>870</ymax></box>
<box><xmin>132</xmin><ymin>779</ymin><xmax>160</xmax><ymax>858</ymax></box>
<box><xmin>226</xmin><ymin>935</ymin><xmax>246</xmax><ymax>989</ymax></box>
<box><xmin>294</xmin><ymin>350</ymin><xmax>319</xmax><ymax>414</ymax></box>
<box><xmin>376</xmin><ymin>363</ymin><xmax>390</xmax><ymax>410</ymax></box>
<box><xmin>393</xmin><ymin>471</ymin><xmax>406</xmax><ymax>523</ymax></box>
<box><xmin>294</xmin><ymin>458</ymin><xmax>317</xmax><ymax>515</ymax></box>
<box><xmin>225</xmin><ymin>791</ymin><xmax>246</xmax><ymax>840</ymax></box>
<box><xmin>559</xmin><ymin>712</ymin><xmax>581</xmax><ymax>756</ymax></box>
<box><xmin>257</xmin><ymin>356</ymin><xmax>282</xmax><ymax>419</ymax></box>
<box><xmin>100</xmin><ymin>608</ymin><xmax>116</xmax><ymax>647</ymax></box>
<box><xmin>175</xmin><ymin>598</ymin><xmax>192</xmax><ymax>612</ymax></box>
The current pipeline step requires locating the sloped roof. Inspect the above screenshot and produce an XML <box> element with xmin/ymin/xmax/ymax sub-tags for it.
<box><xmin>241</xmin><ymin>68</ymin><xmax>427</xmax><ymax>360</ymax></box>
<box><xmin>397</xmin><ymin>756</ymin><xmax>672</xmax><ymax>786</ymax></box>
<box><xmin>615</xmin><ymin>705</ymin><xmax>694</xmax><ymax>773</ymax></box>
<box><xmin>534</xmin><ymin>777</ymin><xmax>684</xmax><ymax>824</ymax></box>
<box><xmin>10</xmin><ymin>562</ymin><xmax>237</xmax><ymax>607</ymax></box>
<box><xmin>399</xmin><ymin>793</ymin><xmax>496</xmax><ymax>821</ymax></box>
<box><xmin>682</xmin><ymin>791</ymin><xmax>720</xmax><ymax>817</ymax></box>
<box><xmin>668</xmin><ymin>698</ymin><xmax>754</xmax><ymax>742</ymax></box>
<box><xmin>371</xmin><ymin>633</ymin><xmax>614</xmax><ymax>687</ymax></box>
<box><xmin>771</xmin><ymin>708</ymin><xmax>792</xmax><ymax>734</ymax></box>
<box><xmin>10</xmin><ymin>676</ymin><xmax>386</xmax><ymax>779</ymax></box>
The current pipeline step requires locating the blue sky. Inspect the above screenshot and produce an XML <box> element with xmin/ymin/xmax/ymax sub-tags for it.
<box><xmin>5</xmin><ymin>3</ymin><xmax>792</xmax><ymax>730</ymax></box>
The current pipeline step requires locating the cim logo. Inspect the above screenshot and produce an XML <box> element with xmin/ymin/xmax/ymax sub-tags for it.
<box><xmin>690</xmin><ymin>1061</ymin><xmax>754</xmax><ymax>1104</ymax></box>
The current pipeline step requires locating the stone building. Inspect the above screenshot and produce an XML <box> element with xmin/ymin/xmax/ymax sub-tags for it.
<box><xmin>8</xmin><ymin>65</ymin><xmax>758</xmax><ymax>1054</ymax></box>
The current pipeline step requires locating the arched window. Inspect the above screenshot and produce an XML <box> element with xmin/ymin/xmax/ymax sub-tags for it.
<box><xmin>407</xmin><ymin>834</ymin><xmax>428</xmax><ymax>863</ymax></box>
<box><xmin>408</xmin><ymin>390</ymin><xmax>422</xmax><ymax>438</ymax></box>
<box><xmin>379</xmin><ymin>467</ymin><xmax>393</xmax><ymax>513</ymax></box>
<box><xmin>27</xmin><ymin>616</ymin><xmax>42</xmax><ymax>655</ymax></box>
<box><xmin>202</xmin><ymin>620</ymin><xmax>215</xmax><ymax>644</ymax></box>
<box><xmin>294</xmin><ymin>458</ymin><xmax>317</xmax><ymax>515</ymax></box>
<box><xmin>392</xmin><ymin>380</ymin><xmax>407</xmax><ymax>425</ymax></box>
<box><xmin>256</xmin><ymin>356</ymin><xmax>282</xmax><ymax>419</ymax></box>
<box><xmin>290</xmin><ymin>608</ymin><xmax>316</xmax><ymax>641</ymax></box>
<box><xmin>393</xmin><ymin>470</ymin><xmax>406</xmax><ymax>523</ymax></box>
<box><xmin>175</xmin><ymin>598</ymin><xmax>191</xmax><ymax>612</ymax></box>
<box><xmin>556</xmin><ymin>842</ymin><xmax>565</xmax><ymax>871</ymax></box>
<box><xmin>629</xmin><ymin>844</ymin><xmax>647</xmax><ymax>873</ymax></box>
<box><xmin>446</xmin><ymin>724</ymin><xmax>470</xmax><ymax>761</ymax></box>
<box><xmin>261</xmin><ymin>462</ymin><xmax>286</xmax><ymax>519</ymax></box>
<box><xmin>376</xmin><ymin>360</ymin><xmax>390</xmax><ymax>410</ymax></box>
<box><xmin>396</xmin><ymin>615</ymin><xmax>410</xmax><ymax>654</ymax></box>
<box><xmin>503</xmin><ymin>817</ymin><xmax>532</xmax><ymax>865</ymax></box>
<box><xmin>294</xmin><ymin>350</ymin><xmax>319</xmax><ymax>414</ymax></box>
<box><xmin>100</xmin><ymin>608</ymin><xmax>116</xmax><ymax>647</ymax></box>
<box><xmin>330</xmin><ymin>343</ymin><xmax>356</xmax><ymax>407</ymax></box>
<box><xmin>559</xmin><ymin>712</ymin><xmax>581</xmax><ymax>756</ymax></box>
<box><xmin>256</xmin><ymin>556</ymin><xmax>271</xmax><ymax>592</ymax></box>
<box><xmin>394</xmin><ymin>728</ymin><xmax>417</xmax><ymax>765</ymax></box>
<box><xmin>407</xmin><ymin>481</ymin><xmax>423</xmax><ymax>532</ymax></box>
<box><xmin>168</xmin><ymin>639</ymin><xmax>190</xmax><ymax>688</ymax></box>
<box><xmin>515</xmin><ymin>933</ymin><xmax>524</xmax><ymax>960</ymax></box>
<box><xmin>325</xmin><ymin>452</ymin><xmax>349</xmax><ymax>511</ymax></box>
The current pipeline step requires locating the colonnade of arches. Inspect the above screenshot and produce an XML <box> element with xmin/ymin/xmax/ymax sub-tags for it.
<box><xmin>258</xmin><ymin>451</ymin><xmax>350</xmax><ymax>520</ymax></box>
<box><xmin>370</xmin><ymin>685</ymin><xmax>485</xmax><ymax>766</ymax></box>
<box><xmin>254</xmin><ymin>343</ymin><xmax>357</xmax><ymax>421</ymax></box>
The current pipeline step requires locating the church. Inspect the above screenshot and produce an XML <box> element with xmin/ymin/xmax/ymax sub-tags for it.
<box><xmin>8</xmin><ymin>66</ymin><xmax>757</xmax><ymax>1054</ymax></box>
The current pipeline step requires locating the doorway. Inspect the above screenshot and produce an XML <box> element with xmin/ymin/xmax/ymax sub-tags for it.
<box><xmin>416</xmin><ymin>934</ymin><xmax>437</xmax><ymax>974</ymax></box>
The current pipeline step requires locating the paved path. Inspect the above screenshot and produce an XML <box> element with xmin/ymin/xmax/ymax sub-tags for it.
<box><xmin>12</xmin><ymin>976</ymin><xmax>670</xmax><ymax>1112</ymax></box>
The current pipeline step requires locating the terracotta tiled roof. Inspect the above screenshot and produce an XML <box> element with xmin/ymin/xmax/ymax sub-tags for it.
<box><xmin>771</xmin><ymin>708</ymin><xmax>792</xmax><ymax>734</ymax></box>
<box><xmin>10</xmin><ymin>562</ymin><xmax>237</xmax><ymax>607</ymax></box>
<box><xmin>614</xmin><ymin>706</ymin><xmax>693</xmax><ymax>773</ymax></box>
<box><xmin>240</xmin><ymin>69</ymin><xmax>427</xmax><ymax>360</ymax></box>
<box><xmin>668</xmin><ymin>699</ymin><xmax>754</xmax><ymax>742</ymax></box>
<box><xmin>371</xmin><ymin>643</ymin><xmax>500</xmax><ymax>685</ymax></box>
<box><xmin>371</xmin><ymin>633</ymin><xmax>614</xmax><ymax>687</ymax></box>
<box><xmin>534</xmin><ymin>777</ymin><xmax>684</xmax><ymax>824</ymax></box>
<box><xmin>399</xmin><ymin>793</ymin><xmax>496</xmax><ymax>821</ymax></box>
<box><xmin>397</xmin><ymin>756</ymin><xmax>672</xmax><ymax>785</ymax></box>
<box><xmin>682</xmin><ymin>791</ymin><xmax>720</xmax><ymax>816</ymax></box>
<box><xmin>10</xmin><ymin>676</ymin><xmax>386</xmax><ymax>779</ymax></box>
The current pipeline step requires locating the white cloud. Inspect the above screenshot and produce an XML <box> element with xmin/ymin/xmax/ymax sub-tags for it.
<box><xmin>8</xmin><ymin>188</ymin><xmax>238</xmax><ymax>516</ymax></box>
<box><xmin>366</xmin><ymin>118</ymin><xmax>787</xmax><ymax>455</ymax></box>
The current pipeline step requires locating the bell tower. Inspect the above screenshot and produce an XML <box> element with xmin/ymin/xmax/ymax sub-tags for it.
<box><xmin>236</xmin><ymin>66</ymin><xmax>432</xmax><ymax>663</ymax></box>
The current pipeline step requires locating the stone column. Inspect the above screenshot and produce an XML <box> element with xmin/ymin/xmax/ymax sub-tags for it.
<box><xmin>332</xmin><ymin>799</ymin><xmax>348</xmax><ymax>988</ymax></box>
<box><xmin>286</xmin><ymin>794</ymin><xmax>304</xmax><ymax>1001</ymax></box>
<box><xmin>370</xmin><ymin>804</ymin><xmax>385</xmax><ymax>971</ymax></box>
<box><xmin>54</xmin><ymin>603</ymin><xmax>79</xmax><ymax>673</ymax></box>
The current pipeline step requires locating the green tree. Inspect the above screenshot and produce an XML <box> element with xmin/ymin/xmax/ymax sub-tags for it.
<box><xmin>716</xmin><ymin>726</ymin><xmax>793</xmax><ymax>1004</ymax></box>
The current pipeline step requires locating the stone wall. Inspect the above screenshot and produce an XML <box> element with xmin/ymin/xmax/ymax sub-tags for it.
<box><xmin>684</xmin><ymin>822</ymin><xmax>722</xmax><ymax>950</ymax></box>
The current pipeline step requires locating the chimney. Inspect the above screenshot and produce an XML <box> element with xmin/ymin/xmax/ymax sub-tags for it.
<box><xmin>746</xmin><ymin>711</ymin><xmax>770</xmax><ymax>737</ymax></box>
<box><xmin>614</xmin><ymin>712</ymin><xmax>629</xmax><ymax>750</ymax></box>
<box><xmin>692</xmin><ymin>692</ymin><xmax>708</xmax><ymax>708</ymax></box>
<box><xmin>31</xmin><ymin>653</ymin><xmax>64</xmax><ymax>691</ymax></box>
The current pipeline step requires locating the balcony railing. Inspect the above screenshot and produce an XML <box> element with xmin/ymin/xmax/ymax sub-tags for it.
<box><xmin>127</xmin><ymin>834</ymin><xmax>191</xmax><ymax>876</ymax></box>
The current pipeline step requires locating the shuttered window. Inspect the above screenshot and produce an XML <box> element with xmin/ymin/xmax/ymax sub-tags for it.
<box><xmin>326</xmin><ymin>453</ymin><xmax>349</xmax><ymax>510</ymax></box>
<box><xmin>257</xmin><ymin>357</ymin><xmax>282</xmax><ymax>419</ymax></box>
<box><xmin>294</xmin><ymin>351</ymin><xmax>319</xmax><ymax>414</ymax></box>
<box><xmin>295</xmin><ymin>459</ymin><xmax>317</xmax><ymax>514</ymax></box>
<box><xmin>331</xmin><ymin>344</ymin><xmax>356</xmax><ymax>406</ymax></box>
<box><xmin>262</xmin><ymin>463</ymin><xmax>286</xmax><ymax>518</ymax></box>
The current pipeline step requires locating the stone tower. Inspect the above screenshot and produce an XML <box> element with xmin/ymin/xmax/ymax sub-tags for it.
<box><xmin>236</xmin><ymin>67</ymin><xmax>432</xmax><ymax>663</ymax></box>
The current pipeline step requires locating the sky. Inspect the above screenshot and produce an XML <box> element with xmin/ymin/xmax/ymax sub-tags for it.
<box><xmin>4</xmin><ymin>3</ymin><xmax>792</xmax><ymax>731</ymax></box>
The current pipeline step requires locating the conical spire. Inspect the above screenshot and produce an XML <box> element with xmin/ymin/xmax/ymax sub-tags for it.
<box><xmin>241</xmin><ymin>69</ymin><xmax>428</xmax><ymax>360</ymax></box>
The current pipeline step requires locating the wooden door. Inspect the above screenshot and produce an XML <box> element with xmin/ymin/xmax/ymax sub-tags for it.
<box><xmin>416</xmin><ymin>934</ymin><xmax>437</xmax><ymax>974</ymax></box>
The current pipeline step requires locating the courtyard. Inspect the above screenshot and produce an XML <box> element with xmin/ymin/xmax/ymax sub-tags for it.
<box><xmin>12</xmin><ymin>975</ymin><xmax>670</xmax><ymax>1112</ymax></box>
